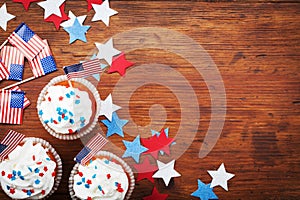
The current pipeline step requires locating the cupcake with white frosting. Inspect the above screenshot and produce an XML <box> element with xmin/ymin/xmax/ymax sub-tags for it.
<box><xmin>69</xmin><ymin>151</ymin><xmax>135</xmax><ymax>200</ymax></box>
<box><xmin>0</xmin><ymin>137</ymin><xmax>62</xmax><ymax>199</ymax></box>
<box><xmin>37</xmin><ymin>75</ymin><xmax>100</xmax><ymax>140</ymax></box>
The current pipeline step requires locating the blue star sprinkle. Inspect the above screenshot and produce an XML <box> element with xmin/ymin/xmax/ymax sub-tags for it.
<box><xmin>191</xmin><ymin>179</ymin><xmax>218</xmax><ymax>200</ymax></box>
<box><xmin>63</xmin><ymin>18</ymin><xmax>90</xmax><ymax>44</ymax></box>
<box><xmin>122</xmin><ymin>135</ymin><xmax>148</xmax><ymax>163</ymax></box>
<box><xmin>101</xmin><ymin>112</ymin><xmax>128</xmax><ymax>137</ymax></box>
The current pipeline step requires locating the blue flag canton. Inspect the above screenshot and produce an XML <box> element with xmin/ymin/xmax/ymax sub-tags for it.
<box><xmin>41</xmin><ymin>56</ymin><xmax>57</xmax><ymax>75</ymax></box>
<box><xmin>8</xmin><ymin>64</ymin><xmax>24</xmax><ymax>81</ymax></box>
<box><xmin>0</xmin><ymin>144</ymin><xmax>7</xmax><ymax>153</ymax></box>
<box><xmin>63</xmin><ymin>63</ymin><xmax>84</xmax><ymax>75</ymax></box>
<box><xmin>75</xmin><ymin>146</ymin><xmax>91</xmax><ymax>163</ymax></box>
<box><xmin>14</xmin><ymin>23</ymin><xmax>35</xmax><ymax>42</ymax></box>
<box><xmin>10</xmin><ymin>91</ymin><xmax>24</xmax><ymax>109</ymax></box>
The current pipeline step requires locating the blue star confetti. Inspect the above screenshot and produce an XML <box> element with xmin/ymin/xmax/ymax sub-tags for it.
<box><xmin>101</xmin><ymin>112</ymin><xmax>128</xmax><ymax>137</ymax></box>
<box><xmin>122</xmin><ymin>135</ymin><xmax>148</xmax><ymax>163</ymax></box>
<box><xmin>191</xmin><ymin>179</ymin><xmax>218</xmax><ymax>200</ymax></box>
<box><xmin>63</xmin><ymin>18</ymin><xmax>90</xmax><ymax>44</ymax></box>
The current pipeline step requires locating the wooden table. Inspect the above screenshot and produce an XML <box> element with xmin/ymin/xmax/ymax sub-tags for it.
<box><xmin>0</xmin><ymin>1</ymin><xmax>299</xmax><ymax>199</ymax></box>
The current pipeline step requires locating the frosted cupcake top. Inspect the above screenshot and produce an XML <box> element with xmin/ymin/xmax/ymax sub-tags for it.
<box><xmin>0</xmin><ymin>139</ymin><xmax>57</xmax><ymax>199</ymax></box>
<box><xmin>73</xmin><ymin>158</ymin><xmax>129</xmax><ymax>200</ymax></box>
<box><xmin>37</xmin><ymin>85</ymin><xmax>92</xmax><ymax>134</ymax></box>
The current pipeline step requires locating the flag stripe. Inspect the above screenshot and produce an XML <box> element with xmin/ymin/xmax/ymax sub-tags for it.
<box><xmin>0</xmin><ymin>62</ymin><xmax>9</xmax><ymax>81</ymax></box>
<box><xmin>0</xmin><ymin>90</ymin><xmax>24</xmax><ymax>124</ymax></box>
<box><xmin>64</xmin><ymin>59</ymin><xmax>102</xmax><ymax>80</ymax></box>
<box><xmin>0</xmin><ymin>130</ymin><xmax>25</xmax><ymax>161</ymax></box>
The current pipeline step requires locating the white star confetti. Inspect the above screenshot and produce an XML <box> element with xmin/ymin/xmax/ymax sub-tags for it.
<box><xmin>60</xmin><ymin>11</ymin><xmax>87</xmax><ymax>28</ymax></box>
<box><xmin>95</xmin><ymin>38</ymin><xmax>121</xmax><ymax>65</ymax></box>
<box><xmin>38</xmin><ymin>0</ymin><xmax>65</xmax><ymax>19</ymax></box>
<box><xmin>0</xmin><ymin>3</ymin><xmax>15</xmax><ymax>31</ymax></box>
<box><xmin>91</xmin><ymin>0</ymin><xmax>118</xmax><ymax>26</ymax></box>
<box><xmin>208</xmin><ymin>163</ymin><xmax>235</xmax><ymax>191</ymax></box>
<box><xmin>99</xmin><ymin>94</ymin><xmax>121</xmax><ymax>121</ymax></box>
<box><xmin>152</xmin><ymin>160</ymin><xmax>181</xmax><ymax>186</ymax></box>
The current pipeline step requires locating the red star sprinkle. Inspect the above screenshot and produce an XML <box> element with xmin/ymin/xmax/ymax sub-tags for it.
<box><xmin>78</xmin><ymin>171</ymin><xmax>83</xmax><ymax>177</ymax></box>
<box><xmin>141</xmin><ymin>129</ymin><xmax>175</xmax><ymax>159</ymax></box>
<box><xmin>1</xmin><ymin>171</ymin><xmax>5</xmax><ymax>176</ymax></box>
<box><xmin>13</xmin><ymin>0</ymin><xmax>39</xmax><ymax>11</ymax></box>
<box><xmin>87</xmin><ymin>179</ymin><xmax>92</xmax><ymax>185</ymax></box>
<box><xmin>7</xmin><ymin>174</ymin><xmax>12</xmax><ymax>179</ymax></box>
<box><xmin>87</xmin><ymin>0</ymin><xmax>103</xmax><ymax>11</ymax></box>
<box><xmin>133</xmin><ymin>156</ymin><xmax>158</xmax><ymax>183</ymax></box>
<box><xmin>10</xmin><ymin>188</ymin><xmax>15</xmax><ymax>194</ymax></box>
<box><xmin>43</xmin><ymin>166</ymin><xmax>48</xmax><ymax>172</ymax></box>
<box><xmin>108</xmin><ymin>53</ymin><xmax>134</xmax><ymax>76</ymax></box>
<box><xmin>143</xmin><ymin>187</ymin><xmax>168</xmax><ymax>200</ymax></box>
<box><xmin>52</xmin><ymin>171</ymin><xmax>56</xmax><ymax>177</ymax></box>
<box><xmin>39</xmin><ymin>173</ymin><xmax>44</xmax><ymax>177</ymax></box>
<box><xmin>41</xmin><ymin>190</ymin><xmax>46</xmax><ymax>195</ymax></box>
<box><xmin>87</xmin><ymin>197</ymin><xmax>92</xmax><ymax>200</ymax></box>
<box><xmin>44</xmin><ymin>3</ymin><xmax>69</xmax><ymax>30</ymax></box>
<box><xmin>107</xmin><ymin>174</ymin><xmax>111</xmax><ymax>179</ymax></box>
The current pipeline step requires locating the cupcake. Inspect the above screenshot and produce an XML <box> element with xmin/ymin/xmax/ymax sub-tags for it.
<box><xmin>37</xmin><ymin>75</ymin><xmax>101</xmax><ymax>140</ymax></box>
<box><xmin>69</xmin><ymin>151</ymin><xmax>135</xmax><ymax>200</ymax></box>
<box><xmin>0</xmin><ymin>137</ymin><xmax>62</xmax><ymax>199</ymax></box>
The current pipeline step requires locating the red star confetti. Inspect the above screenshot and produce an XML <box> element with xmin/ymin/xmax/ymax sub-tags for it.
<box><xmin>143</xmin><ymin>187</ymin><xmax>168</xmax><ymax>200</ymax></box>
<box><xmin>108</xmin><ymin>53</ymin><xmax>134</xmax><ymax>76</ymax></box>
<box><xmin>45</xmin><ymin>3</ymin><xmax>69</xmax><ymax>30</ymax></box>
<box><xmin>133</xmin><ymin>156</ymin><xmax>158</xmax><ymax>183</ymax></box>
<box><xmin>87</xmin><ymin>0</ymin><xmax>103</xmax><ymax>12</ymax></box>
<box><xmin>13</xmin><ymin>0</ymin><xmax>39</xmax><ymax>11</ymax></box>
<box><xmin>141</xmin><ymin>129</ymin><xmax>175</xmax><ymax>159</ymax></box>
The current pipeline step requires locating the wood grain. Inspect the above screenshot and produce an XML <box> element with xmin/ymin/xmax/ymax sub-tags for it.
<box><xmin>0</xmin><ymin>1</ymin><xmax>299</xmax><ymax>199</ymax></box>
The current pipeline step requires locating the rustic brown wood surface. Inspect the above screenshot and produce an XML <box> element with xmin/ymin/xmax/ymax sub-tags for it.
<box><xmin>0</xmin><ymin>0</ymin><xmax>299</xmax><ymax>199</ymax></box>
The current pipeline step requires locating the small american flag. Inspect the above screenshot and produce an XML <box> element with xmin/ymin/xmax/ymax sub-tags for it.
<box><xmin>63</xmin><ymin>58</ymin><xmax>102</xmax><ymax>80</ymax></box>
<box><xmin>29</xmin><ymin>40</ymin><xmax>57</xmax><ymax>78</ymax></box>
<box><xmin>75</xmin><ymin>134</ymin><xmax>108</xmax><ymax>165</ymax></box>
<box><xmin>10</xmin><ymin>86</ymin><xmax>30</xmax><ymax>108</ymax></box>
<box><xmin>0</xmin><ymin>61</ymin><xmax>9</xmax><ymax>81</ymax></box>
<box><xmin>0</xmin><ymin>90</ymin><xmax>24</xmax><ymax>124</ymax></box>
<box><xmin>8</xmin><ymin>22</ymin><xmax>45</xmax><ymax>60</ymax></box>
<box><xmin>0</xmin><ymin>46</ymin><xmax>25</xmax><ymax>81</ymax></box>
<box><xmin>0</xmin><ymin>130</ymin><xmax>25</xmax><ymax>161</ymax></box>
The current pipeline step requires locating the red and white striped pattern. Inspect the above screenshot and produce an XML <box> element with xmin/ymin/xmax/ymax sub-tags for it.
<box><xmin>0</xmin><ymin>61</ymin><xmax>9</xmax><ymax>81</ymax></box>
<box><xmin>10</xmin><ymin>86</ymin><xmax>30</xmax><ymax>108</ymax></box>
<box><xmin>0</xmin><ymin>46</ymin><xmax>24</xmax><ymax>76</ymax></box>
<box><xmin>66</xmin><ymin>59</ymin><xmax>103</xmax><ymax>80</ymax></box>
<box><xmin>29</xmin><ymin>40</ymin><xmax>52</xmax><ymax>77</ymax></box>
<box><xmin>0</xmin><ymin>130</ymin><xmax>25</xmax><ymax>161</ymax></box>
<box><xmin>8</xmin><ymin>32</ymin><xmax>45</xmax><ymax>61</ymax></box>
<box><xmin>0</xmin><ymin>90</ymin><xmax>23</xmax><ymax>124</ymax></box>
<box><xmin>81</xmin><ymin>134</ymin><xmax>108</xmax><ymax>165</ymax></box>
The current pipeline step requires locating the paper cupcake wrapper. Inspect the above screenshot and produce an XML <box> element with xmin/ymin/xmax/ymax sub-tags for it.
<box><xmin>37</xmin><ymin>75</ymin><xmax>101</xmax><ymax>140</ymax></box>
<box><xmin>69</xmin><ymin>151</ymin><xmax>135</xmax><ymax>200</ymax></box>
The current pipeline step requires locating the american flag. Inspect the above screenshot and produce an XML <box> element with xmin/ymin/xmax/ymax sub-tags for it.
<box><xmin>0</xmin><ymin>129</ymin><xmax>25</xmax><ymax>161</ymax></box>
<box><xmin>0</xmin><ymin>46</ymin><xmax>25</xmax><ymax>81</ymax></box>
<box><xmin>10</xmin><ymin>86</ymin><xmax>30</xmax><ymax>108</ymax></box>
<box><xmin>63</xmin><ymin>58</ymin><xmax>102</xmax><ymax>80</ymax></box>
<box><xmin>0</xmin><ymin>90</ymin><xmax>24</xmax><ymax>124</ymax></box>
<box><xmin>29</xmin><ymin>40</ymin><xmax>57</xmax><ymax>77</ymax></box>
<box><xmin>75</xmin><ymin>134</ymin><xmax>108</xmax><ymax>165</ymax></box>
<box><xmin>8</xmin><ymin>22</ymin><xmax>45</xmax><ymax>60</ymax></box>
<box><xmin>0</xmin><ymin>61</ymin><xmax>9</xmax><ymax>81</ymax></box>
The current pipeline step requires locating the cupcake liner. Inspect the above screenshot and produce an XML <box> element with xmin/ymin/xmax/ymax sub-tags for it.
<box><xmin>69</xmin><ymin>151</ymin><xmax>135</xmax><ymax>200</ymax></box>
<box><xmin>37</xmin><ymin>75</ymin><xmax>101</xmax><ymax>140</ymax></box>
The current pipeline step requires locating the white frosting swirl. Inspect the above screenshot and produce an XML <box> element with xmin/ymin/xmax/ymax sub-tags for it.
<box><xmin>0</xmin><ymin>139</ymin><xmax>57</xmax><ymax>199</ymax></box>
<box><xmin>73</xmin><ymin>158</ymin><xmax>129</xmax><ymax>200</ymax></box>
<box><xmin>37</xmin><ymin>85</ymin><xmax>92</xmax><ymax>134</ymax></box>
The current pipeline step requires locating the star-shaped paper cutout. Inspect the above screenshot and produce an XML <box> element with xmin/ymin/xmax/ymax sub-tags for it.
<box><xmin>101</xmin><ymin>112</ymin><xmax>128</xmax><ymax>138</ymax></box>
<box><xmin>108</xmin><ymin>53</ymin><xmax>134</xmax><ymax>76</ymax></box>
<box><xmin>95</xmin><ymin>38</ymin><xmax>121</xmax><ymax>65</ymax></box>
<box><xmin>0</xmin><ymin>3</ymin><xmax>15</xmax><ymax>31</ymax></box>
<box><xmin>151</xmin><ymin>128</ymin><xmax>176</xmax><ymax>156</ymax></box>
<box><xmin>44</xmin><ymin>3</ymin><xmax>69</xmax><ymax>30</ymax></box>
<box><xmin>38</xmin><ymin>0</ymin><xmax>65</xmax><ymax>19</ymax></box>
<box><xmin>91</xmin><ymin>0</ymin><xmax>118</xmax><ymax>26</ymax></box>
<box><xmin>87</xmin><ymin>0</ymin><xmax>103</xmax><ymax>12</ymax></box>
<box><xmin>99</xmin><ymin>93</ymin><xmax>121</xmax><ymax>121</ymax></box>
<box><xmin>207</xmin><ymin>163</ymin><xmax>235</xmax><ymax>191</ymax></box>
<box><xmin>60</xmin><ymin>11</ymin><xmax>87</xmax><ymax>28</ymax></box>
<box><xmin>63</xmin><ymin>18</ymin><xmax>90</xmax><ymax>43</ymax></box>
<box><xmin>143</xmin><ymin>187</ymin><xmax>168</xmax><ymax>200</ymax></box>
<box><xmin>191</xmin><ymin>179</ymin><xmax>218</xmax><ymax>200</ymax></box>
<box><xmin>141</xmin><ymin>129</ymin><xmax>175</xmax><ymax>159</ymax></box>
<box><xmin>133</xmin><ymin>156</ymin><xmax>158</xmax><ymax>183</ymax></box>
<box><xmin>152</xmin><ymin>160</ymin><xmax>181</xmax><ymax>186</ymax></box>
<box><xmin>13</xmin><ymin>0</ymin><xmax>39</xmax><ymax>11</ymax></box>
<box><xmin>122</xmin><ymin>135</ymin><xmax>148</xmax><ymax>163</ymax></box>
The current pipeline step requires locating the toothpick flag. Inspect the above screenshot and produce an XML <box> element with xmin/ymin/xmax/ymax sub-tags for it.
<box><xmin>0</xmin><ymin>46</ymin><xmax>25</xmax><ymax>81</ymax></box>
<box><xmin>0</xmin><ymin>90</ymin><xmax>25</xmax><ymax>124</ymax></box>
<box><xmin>0</xmin><ymin>130</ymin><xmax>25</xmax><ymax>161</ymax></box>
<box><xmin>8</xmin><ymin>23</ymin><xmax>46</xmax><ymax>60</ymax></box>
<box><xmin>75</xmin><ymin>134</ymin><xmax>108</xmax><ymax>165</ymax></box>
<box><xmin>63</xmin><ymin>58</ymin><xmax>102</xmax><ymax>79</ymax></box>
<box><xmin>29</xmin><ymin>40</ymin><xmax>57</xmax><ymax>78</ymax></box>
<box><xmin>0</xmin><ymin>61</ymin><xmax>10</xmax><ymax>81</ymax></box>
